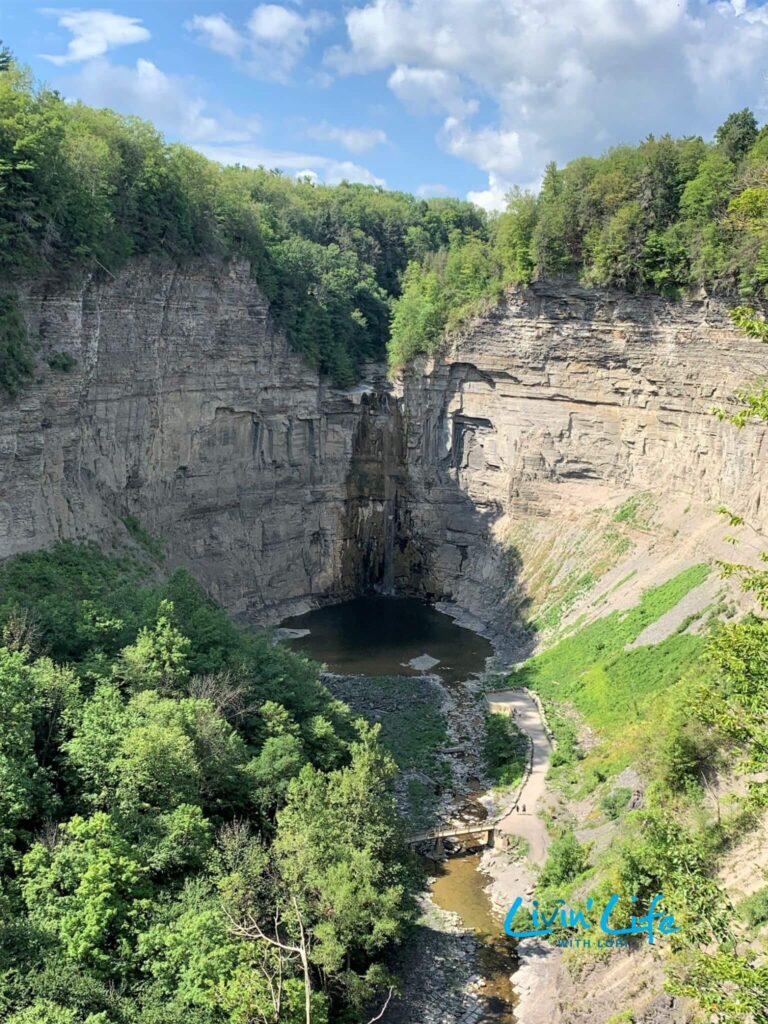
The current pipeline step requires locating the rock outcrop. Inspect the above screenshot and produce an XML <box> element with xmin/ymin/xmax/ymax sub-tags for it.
<box><xmin>0</xmin><ymin>259</ymin><xmax>393</xmax><ymax>621</ymax></box>
<box><xmin>2</xmin><ymin>266</ymin><xmax>767</xmax><ymax>631</ymax></box>
<box><xmin>394</xmin><ymin>281</ymin><xmax>768</xmax><ymax>634</ymax></box>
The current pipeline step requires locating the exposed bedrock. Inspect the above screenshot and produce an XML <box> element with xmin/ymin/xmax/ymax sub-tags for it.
<box><xmin>2</xmin><ymin>264</ymin><xmax>767</xmax><ymax>630</ymax></box>
<box><xmin>395</xmin><ymin>281</ymin><xmax>768</xmax><ymax>633</ymax></box>
<box><xmin>0</xmin><ymin>259</ymin><xmax>395</xmax><ymax>622</ymax></box>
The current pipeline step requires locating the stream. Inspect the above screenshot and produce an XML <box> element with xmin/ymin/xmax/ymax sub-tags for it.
<box><xmin>280</xmin><ymin>595</ymin><xmax>518</xmax><ymax>1023</ymax></box>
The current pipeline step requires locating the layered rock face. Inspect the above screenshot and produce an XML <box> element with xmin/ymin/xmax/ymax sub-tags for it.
<box><xmin>395</xmin><ymin>281</ymin><xmax>768</xmax><ymax>631</ymax></box>
<box><xmin>0</xmin><ymin>259</ymin><xmax>394</xmax><ymax>621</ymax></box>
<box><xmin>2</xmin><ymin>266</ymin><xmax>767</xmax><ymax>630</ymax></box>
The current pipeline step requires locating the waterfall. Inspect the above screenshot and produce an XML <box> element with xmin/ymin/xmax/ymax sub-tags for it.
<box><xmin>381</xmin><ymin>490</ymin><xmax>396</xmax><ymax>595</ymax></box>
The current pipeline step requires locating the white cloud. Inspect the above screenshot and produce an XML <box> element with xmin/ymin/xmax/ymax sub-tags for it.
<box><xmin>188</xmin><ymin>4</ymin><xmax>332</xmax><ymax>82</ymax></box>
<box><xmin>306</xmin><ymin>121</ymin><xmax>387</xmax><ymax>153</ymax></box>
<box><xmin>466</xmin><ymin>173</ymin><xmax>511</xmax><ymax>213</ymax></box>
<box><xmin>387</xmin><ymin>65</ymin><xmax>476</xmax><ymax>116</ymax></box>
<box><xmin>63</xmin><ymin>58</ymin><xmax>261</xmax><ymax>143</ymax></box>
<box><xmin>441</xmin><ymin>118</ymin><xmax>522</xmax><ymax>178</ymax></box>
<box><xmin>186</xmin><ymin>14</ymin><xmax>243</xmax><ymax>59</ymax></box>
<box><xmin>295</xmin><ymin>168</ymin><xmax>320</xmax><ymax>183</ymax></box>
<box><xmin>328</xmin><ymin>0</ymin><xmax>768</xmax><ymax>203</ymax></box>
<box><xmin>40</xmin><ymin>8</ymin><xmax>149</xmax><ymax>64</ymax></box>
<box><xmin>195</xmin><ymin>142</ymin><xmax>386</xmax><ymax>187</ymax></box>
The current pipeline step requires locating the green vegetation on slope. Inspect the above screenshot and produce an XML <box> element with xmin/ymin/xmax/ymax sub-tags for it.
<box><xmin>517</xmin><ymin>547</ymin><xmax>768</xmax><ymax>1022</ymax></box>
<box><xmin>390</xmin><ymin>110</ymin><xmax>768</xmax><ymax>368</ymax></box>
<box><xmin>0</xmin><ymin>543</ymin><xmax>416</xmax><ymax>1023</ymax></box>
<box><xmin>516</xmin><ymin>564</ymin><xmax>709</xmax><ymax>748</ymax></box>
<box><xmin>0</xmin><ymin>53</ymin><xmax>484</xmax><ymax>387</ymax></box>
<box><xmin>483</xmin><ymin>712</ymin><xmax>528</xmax><ymax>788</ymax></box>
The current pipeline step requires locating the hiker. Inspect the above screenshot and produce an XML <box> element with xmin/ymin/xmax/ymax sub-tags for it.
<box><xmin>522</xmin><ymin>804</ymin><xmax>526</xmax><ymax>813</ymax></box>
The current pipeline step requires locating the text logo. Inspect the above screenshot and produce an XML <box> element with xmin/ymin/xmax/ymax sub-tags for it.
<box><xmin>504</xmin><ymin>893</ymin><xmax>680</xmax><ymax>945</ymax></box>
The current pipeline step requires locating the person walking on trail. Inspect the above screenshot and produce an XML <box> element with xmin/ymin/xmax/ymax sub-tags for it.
<box><xmin>522</xmin><ymin>804</ymin><xmax>526</xmax><ymax>813</ymax></box>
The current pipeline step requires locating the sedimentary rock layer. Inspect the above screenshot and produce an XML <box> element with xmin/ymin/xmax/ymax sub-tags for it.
<box><xmin>395</xmin><ymin>281</ymin><xmax>768</xmax><ymax>629</ymax></box>
<box><xmin>2</xmin><ymin>266</ymin><xmax>767</xmax><ymax>629</ymax></box>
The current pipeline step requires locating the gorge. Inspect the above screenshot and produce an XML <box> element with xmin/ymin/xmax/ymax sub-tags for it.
<box><xmin>3</xmin><ymin>258</ymin><xmax>767</xmax><ymax>633</ymax></box>
<box><xmin>3</xmin><ymin>254</ymin><xmax>768</xmax><ymax>1024</ymax></box>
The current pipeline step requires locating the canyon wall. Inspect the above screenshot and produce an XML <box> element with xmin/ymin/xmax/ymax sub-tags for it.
<box><xmin>394</xmin><ymin>281</ymin><xmax>768</xmax><ymax>635</ymax></box>
<box><xmin>2</xmin><ymin>263</ymin><xmax>768</xmax><ymax>631</ymax></box>
<box><xmin>0</xmin><ymin>258</ymin><xmax>395</xmax><ymax>622</ymax></box>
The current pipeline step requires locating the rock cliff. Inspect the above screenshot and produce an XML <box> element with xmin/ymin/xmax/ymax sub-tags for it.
<box><xmin>0</xmin><ymin>259</ymin><xmax>394</xmax><ymax>622</ymax></box>
<box><xmin>2</xmin><ymin>265</ymin><xmax>767</xmax><ymax>632</ymax></box>
<box><xmin>394</xmin><ymin>281</ymin><xmax>768</xmax><ymax>637</ymax></box>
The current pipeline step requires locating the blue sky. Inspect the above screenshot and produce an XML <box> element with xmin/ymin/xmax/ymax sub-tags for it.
<box><xmin>2</xmin><ymin>1</ymin><xmax>768</xmax><ymax>209</ymax></box>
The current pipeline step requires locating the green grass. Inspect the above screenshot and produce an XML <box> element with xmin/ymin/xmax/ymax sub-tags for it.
<box><xmin>532</xmin><ymin>571</ymin><xmax>596</xmax><ymax>632</ymax></box>
<box><xmin>483</xmin><ymin>712</ymin><xmax>529</xmax><ymax>787</ymax></box>
<box><xmin>611</xmin><ymin>491</ymin><xmax>654</xmax><ymax>527</ymax></box>
<box><xmin>514</xmin><ymin>565</ymin><xmax>710</xmax><ymax>781</ymax></box>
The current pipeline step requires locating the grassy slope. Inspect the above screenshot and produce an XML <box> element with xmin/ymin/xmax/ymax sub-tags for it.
<box><xmin>515</xmin><ymin>564</ymin><xmax>711</xmax><ymax>784</ymax></box>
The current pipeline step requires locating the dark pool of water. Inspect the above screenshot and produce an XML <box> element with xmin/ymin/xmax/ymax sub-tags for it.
<box><xmin>281</xmin><ymin>595</ymin><xmax>493</xmax><ymax>684</ymax></box>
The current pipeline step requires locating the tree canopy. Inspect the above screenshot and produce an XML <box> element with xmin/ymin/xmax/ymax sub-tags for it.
<box><xmin>0</xmin><ymin>543</ymin><xmax>414</xmax><ymax>1023</ymax></box>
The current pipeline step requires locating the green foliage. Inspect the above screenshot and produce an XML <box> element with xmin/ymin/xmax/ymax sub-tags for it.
<box><xmin>689</xmin><ymin>617</ymin><xmax>768</xmax><ymax>779</ymax></box>
<box><xmin>0</xmin><ymin>544</ymin><xmax>410</xmax><ymax>1022</ymax></box>
<box><xmin>738</xmin><ymin>885</ymin><xmax>768</xmax><ymax>929</ymax></box>
<box><xmin>0</xmin><ymin>295</ymin><xmax>33</xmax><ymax>394</ymax></box>
<box><xmin>122</xmin><ymin>516</ymin><xmax>165</xmax><ymax>562</ymax></box>
<box><xmin>47</xmin><ymin>351</ymin><xmax>76</xmax><ymax>372</ymax></box>
<box><xmin>322</xmin><ymin>674</ymin><xmax>450</xmax><ymax>827</ymax></box>
<box><xmin>390</xmin><ymin>109</ymin><xmax>768</xmax><ymax>367</ymax></box>
<box><xmin>538</xmin><ymin>830</ymin><xmax>590</xmax><ymax>888</ymax></box>
<box><xmin>483</xmin><ymin>712</ymin><xmax>529</xmax><ymax>787</ymax></box>
<box><xmin>600</xmin><ymin>787</ymin><xmax>632</xmax><ymax>820</ymax></box>
<box><xmin>0</xmin><ymin>59</ymin><xmax>484</xmax><ymax>387</ymax></box>
<box><xmin>388</xmin><ymin>233</ymin><xmax>501</xmax><ymax>369</ymax></box>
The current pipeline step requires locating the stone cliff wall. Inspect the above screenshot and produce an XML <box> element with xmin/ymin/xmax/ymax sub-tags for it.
<box><xmin>3</xmin><ymin>266</ymin><xmax>767</xmax><ymax>632</ymax></box>
<box><xmin>395</xmin><ymin>281</ymin><xmax>768</xmax><ymax>634</ymax></box>
<box><xmin>0</xmin><ymin>258</ymin><xmax>391</xmax><ymax>622</ymax></box>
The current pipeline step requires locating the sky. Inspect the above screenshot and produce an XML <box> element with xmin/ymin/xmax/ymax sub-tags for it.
<box><xmin>2</xmin><ymin>0</ymin><xmax>768</xmax><ymax>210</ymax></box>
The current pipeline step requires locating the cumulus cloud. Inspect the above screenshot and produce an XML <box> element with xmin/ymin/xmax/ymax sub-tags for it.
<box><xmin>440</xmin><ymin>118</ymin><xmax>522</xmax><ymax>178</ymax></box>
<box><xmin>327</xmin><ymin>0</ymin><xmax>768</xmax><ymax>208</ymax></box>
<box><xmin>188</xmin><ymin>4</ymin><xmax>332</xmax><ymax>82</ymax></box>
<box><xmin>39</xmin><ymin>8</ymin><xmax>150</xmax><ymax>64</ymax></box>
<box><xmin>306</xmin><ymin>121</ymin><xmax>387</xmax><ymax>153</ymax></box>
<box><xmin>195</xmin><ymin>142</ymin><xmax>386</xmax><ymax>187</ymax></box>
<box><xmin>64</xmin><ymin>58</ymin><xmax>261</xmax><ymax>143</ymax></box>
<box><xmin>387</xmin><ymin>65</ymin><xmax>476</xmax><ymax>116</ymax></box>
<box><xmin>185</xmin><ymin>14</ymin><xmax>243</xmax><ymax>59</ymax></box>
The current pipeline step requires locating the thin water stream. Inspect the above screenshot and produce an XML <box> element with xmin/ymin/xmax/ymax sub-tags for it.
<box><xmin>281</xmin><ymin>595</ymin><xmax>517</xmax><ymax>1023</ymax></box>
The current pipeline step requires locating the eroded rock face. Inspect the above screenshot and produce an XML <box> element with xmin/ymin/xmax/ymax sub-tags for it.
<box><xmin>2</xmin><ymin>268</ymin><xmax>767</xmax><ymax>632</ymax></box>
<box><xmin>0</xmin><ymin>259</ymin><xmax>393</xmax><ymax>622</ymax></box>
<box><xmin>396</xmin><ymin>281</ymin><xmax>768</xmax><ymax>632</ymax></box>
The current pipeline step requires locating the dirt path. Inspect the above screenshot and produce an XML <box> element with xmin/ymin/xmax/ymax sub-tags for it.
<box><xmin>486</xmin><ymin>689</ymin><xmax>552</xmax><ymax>865</ymax></box>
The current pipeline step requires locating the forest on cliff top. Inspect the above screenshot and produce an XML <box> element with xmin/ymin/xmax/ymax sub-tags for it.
<box><xmin>3</xmin><ymin>46</ymin><xmax>768</xmax><ymax>388</ymax></box>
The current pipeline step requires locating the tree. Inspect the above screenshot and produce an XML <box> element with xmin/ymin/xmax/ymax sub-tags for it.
<box><xmin>715</xmin><ymin>108</ymin><xmax>758</xmax><ymax>163</ymax></box>
<box><xmin>21</xmin><ymin>812</ymin><xmax>151</xmax><ymax>978</ymax></box>
<box><xmin>537</xmin><ymin>829</ymin><xmax>590</xmax><ymax>888</ymax></box>
<box><xmin>273</xmin><ymin>726</ymin><xmax>412</xmax><ymax>1005</ymax></box>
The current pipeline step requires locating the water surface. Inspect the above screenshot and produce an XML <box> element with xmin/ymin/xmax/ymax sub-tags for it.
<box><xmin>282</xmin><ymin>595</ymin><xmax>492</xmax><ymax>684</ymax></box>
